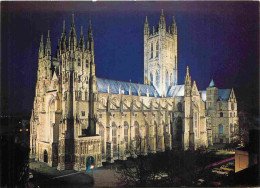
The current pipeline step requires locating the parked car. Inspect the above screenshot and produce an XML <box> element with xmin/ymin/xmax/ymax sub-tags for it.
<box><xmin>211</xmin><ymin>168</ymin><xmax>229</xmax><ymax>176</ymax></box>
<box><xmin>220</xmin><ymin>165</ymin><xmax>234</xmax><ymax>172</ymax></box>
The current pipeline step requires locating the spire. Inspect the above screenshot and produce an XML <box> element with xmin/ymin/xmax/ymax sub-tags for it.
<box><xmin>192</xmin><ymin>80</ymin><xmax>199</xmax><ymax>95</ymax></box>
<box><xmin>209</xmin><ymin>79</ymin><xmax>215</xmax><ymax>87</ymax></box>
<box><xmin>87</xmin><ymin>19</ymin><xmax>94</xmax><ymax>52</ymax></box>
<box><xmin>69</xmin><ymin>14</ymin><xmax>77</xmax><ymax>51</ymax></box>
<box><xmin>78</xmin><ymin>25</ymin><xmax>85</xmax><ymax>51</ymax></box>
<box><xmin>38</xmin><ymin>34</ymin><xmax>44</xmax><ymax>58</ymax></box>
<box><xmin>45</xmin><ymin>30</ymin><xmax>51</xmax><ymax>56</ymax></box>
<box><xmin>185</xmin><ymin>66</ymin><xmax>191</xmax><ymax>86</ymax></box>
<box><xmin>144</xmin><ymin>16</ymin><xmax>150</xmax><ymax>35</ymax></box>
<box><xmin>159</xmin><ymin>9</ymin><xmax>166</xmax><ymax>29</ymax></box>
<box><xmin>171</xmin><ymin>16</ymin><xmax>177</xmax><ymax>35</ymax></box>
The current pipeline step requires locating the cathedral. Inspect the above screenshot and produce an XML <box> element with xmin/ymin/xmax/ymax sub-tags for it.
<box><xmin>30</xmin><ymin>11</ymin><xmax>239</xmax><ymax>171</ymax></box>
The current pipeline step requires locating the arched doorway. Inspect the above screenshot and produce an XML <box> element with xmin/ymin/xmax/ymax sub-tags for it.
<box><xmin>86</xmin><ymin>156</ymin><xmax>95</xmax><ymax>170</ymax></box>
<box><xmin>44</xmin><ymin>150</ymin><xmax>48</xmax><ymax>163</ymax></box>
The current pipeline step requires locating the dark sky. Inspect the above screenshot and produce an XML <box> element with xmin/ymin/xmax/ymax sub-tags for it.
<box><xmin>1</xmin><ymin>1</ymin><xmax>259</xmax><ymax>116</ymax></box>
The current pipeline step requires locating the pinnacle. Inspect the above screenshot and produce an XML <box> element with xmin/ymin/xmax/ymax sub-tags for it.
<box><xmin>72</xmin><ymin>13</ymin><xmax>75</xmax><ymax>24</ymax></box>
<box><xmin>41</xmin><ymin>34</ymin><xmax>43</xmax><ymax>42</ymax></box>
<box><xmin>63</xmin><ymin>20</ymin><xmax>66</xmax><ymax>32</ymax></box>
<box><xmin>89</xmin><ymin>19</ymin><xmax>92</xmax><ymax>29</ymax></box>
<box><xmin>81</xmin><ymin>25</ymin><xmax>83</xmax><ymax>35</ymax></box>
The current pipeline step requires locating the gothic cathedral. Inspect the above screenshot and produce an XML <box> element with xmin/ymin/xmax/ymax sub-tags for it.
<box><xmin>30</xmin><ymin>11</ymin><xmax>239</xmax><ymax>170</ymax></box>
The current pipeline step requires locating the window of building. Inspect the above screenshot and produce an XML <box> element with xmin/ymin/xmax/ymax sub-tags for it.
<box><xmin>166</xmin><ymin>71</ymin><xmax>169</xmax><ymax>89</ymax></box>
<box><xmin>112</xmin><ymin>123</ymin><xmax>117</xmax><ymax>152</ymax></box>
<box><xmin>156</xmin><ymin>71</ymin><xmax>160</xmax><ymax>88</ymax></box>
<box><xmin>81</xmin><ymin>111</ymin><xmax>85</xmax><ymax>116</ymax></box>
<box><xmin>99</xmin><ymin>114</ymin><xmax>102</xmax><ymax>118</ymax></box>
<box><xmin>86</xmin><ymin>60</ymin><xmax>89</xmax><ymax>68</ymax></box>
<box><xmin>231</xmin><ymin>103</ymin><xmax>234</xmax><ymax>110</ymax></box>
<box><xmin>220</xmin><ymin>112</ymin><xmax>223</xmax><ymax>117</ymax></box>
<box><xmin>177</xmin><ymin>102</ymin><xmax>182</xmax><ymax>112</ymax></box>
<box><xmin>219</xmin><ymin>124</ymin><xmax>223</xmax><ymax>134</ymax></box>
<box><xmin>78</xmin><ymin>58</ymin><xmax>81</xmax><ymax>66</ymax></box>
<box><xmin>234</xmin><ymin>112</ymin><xmax>235</xmax><ymax>117</ymax></box>
<box><xmin>230</xmin><ymin>112</ymin><xmax>232</xmax><ymax>117</ymax></box>
<box><xmin>150</xmin><ymin>72</ymin><xmax>153</xmax><ymax>85</ymax></box>
<box><xmin>230</xmin><ymin>124</ymin><xmax>233</xmax><ymax>133</ymax></box>
<box><xmin>151</xmin><ymin>43</ymin><xmax>153</xmax><ymax>59</ymax></box>
<box><xmin>124</xmin><ymin>122</ymin><xmax>129</xmax><ymax>150</ymax></box>
<box><xmin>156</xmin><ymin>41</ymin><xmax>159</xmax><ymax>57</ymax></box>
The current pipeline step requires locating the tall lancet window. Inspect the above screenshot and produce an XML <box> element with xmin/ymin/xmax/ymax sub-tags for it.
<box><xmin>150</xmin><ymin>72</ymin><xmax>153</xmax><ymax>85</ymax></box>
<box><xmin>156</xmin><ymin>41</ymin><xmax>159</xmax><ymax>57</ymax></box>
<box><xmin>166</xmin><ymin>71</ymin><xmax>169</xmax><ymax>89</ymax></box>
<box><xmin>156</xmin><ymin>70</ymin><xmax>160</xmax><ymax>88</ymax></box>
<box><xmin>150</xmin><ymin>43</ymin><xmax>153</xmax><ymax>59</ymax></box>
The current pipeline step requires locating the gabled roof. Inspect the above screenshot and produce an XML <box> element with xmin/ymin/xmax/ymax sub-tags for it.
<box><xmin>166</xmin><ymin>85</ymin><xmax>184</xmax><ymax>97</ymax></box>
<box><xmin>218</xmin><ymin>89</ymin><xmax>231</xmax><ymax>101</ymax></box>
<box><xmin>96</xmin><ymin>77</ymin><xmax>159</xmax><ymax>97</ymax></box>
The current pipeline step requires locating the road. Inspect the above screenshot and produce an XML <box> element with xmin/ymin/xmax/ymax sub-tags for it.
<box><xmin>29</xmin><ymin>161</ymin><xmax>120</xmax><ymax>187</ymax></box>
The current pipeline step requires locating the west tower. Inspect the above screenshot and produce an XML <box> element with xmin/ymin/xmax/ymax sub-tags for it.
<box><xmin>144</xmin><ymin>10</ymin><xmax>178</xmax><ymax>97</ymax></box>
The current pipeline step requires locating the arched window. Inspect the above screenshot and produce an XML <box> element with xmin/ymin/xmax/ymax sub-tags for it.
<box><xmin>78</xmin><ymin>58</ymin><xmax>81</xmax><ymax>66</ymax></box>
<box><xmin>220</xmin><ymin>112</ymin><xmax>223</xmax><ymax>117</ymax></box>
<box><xmin>231</xmin><ymin>103</ymin><xmax>234</xmax><ymax>110</ymax></box>
<box><xmin>124</xmin><ymin>122</ymin><xmax>129</xmax><ymax>150</ymax></box>
<box><xmin>150</xmin><ymin>72</ymin><xmax>153</xmax><ymax>85</ymax></box>
<box><xmin>156</xmin><ymin>41</ymin><xmax>159</xmax><ymax>57</ymax></box>
<box><xmin>135</xmin><ymin>121</ymin><xmax>139</xmax><ymax>139</ymax></box>
<box><xmin>166</xmin><ymin>71</ymin><xmax>169</xmax><ymax>89</ymax></box>
<box><xmin>219</xmin><ymin>124</ymin><xmax>223</xmax><ymax>134</ymax></box>
<box><xmin>230</xmin><ymin>124</ymin><xmax>233</xmax><ymax>133</ymax></box>
<box><xmin>234</xmin><ymin>112</ymin><xmax>235</xmax><ymax>117</ymax></box>
<box><xmin>156</xmin><ymin>71</ymin><xmax>160</xmax><ymax>88</ymax></box>
<box><xmin>177</xmin><ymin>102</ymin><xmax>182</xmax><ymax>112</ymax></box>
<box><xmin>151</xmin><ymin>43</ymin><xmax>153</xmax><ymax>59</ymax></box>
<box><xmin>230</xmin><ymin>112</ymin><xmax>232</xmax><ymax>117</ymax></box>
<box><xmin>135</xmin><ymin>121</ymin><xmax>140</xmax><ymax>148</ymax></box>
<box><xmin>112</xmin><ymin>122</ymin><xmax>117</xmax><ymax>152</ymax></box>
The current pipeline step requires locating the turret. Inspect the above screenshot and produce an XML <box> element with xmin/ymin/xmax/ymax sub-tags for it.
<box><xmin>69</xmin><ymin>14</ymin><xmax>77</xmax><ymax>51</ymax></box>
<box><xmin>87</xmin><ymin>20</ymin><xmax>94</xmax><ymax>53</ymax></box>
<box><xmin>185</xmin><ymin>66</ymin><xmax>192</xmax><ymax>96</ymax></box>
<box><xmin>60</xmin><ymin>20</ymin><xmax>67</xmax><ymax>51</ymax></box>
<box><xmin>206</xmin><ymin>79</ymin><xmax>218</xmax><ymax>109</ymax></box>
<box><xmin>78</xmin><ymin>25</ymin><xmax>85</xmax><ymax>51</ymax></box>
<box><xmin>38</xmin><ymin>34</ymin><xmax>44</xmax><ymax>59</ymax></box>
<box><xmin>45</xmin><ymin>30</ymin><xmax>51</xmax><ymax>56</ymax></box>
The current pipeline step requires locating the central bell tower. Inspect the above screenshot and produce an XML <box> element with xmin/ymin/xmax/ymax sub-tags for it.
<box><xmin>144</xmin><ymin>10</ymin><xmax>178</xmax><ymax>97</ymax></box>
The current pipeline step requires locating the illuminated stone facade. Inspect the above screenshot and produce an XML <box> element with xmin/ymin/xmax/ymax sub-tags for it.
<box><xmin>30</xmin><ymin>11</ymin><xmax>238</xmax><ymax>170</ymax></box>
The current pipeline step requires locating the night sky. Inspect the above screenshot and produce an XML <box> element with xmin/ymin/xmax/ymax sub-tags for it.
<box><xmin>1</xmin><ymin>1</ymin><xmax>259</xmax><ymax>117</ymax></box>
